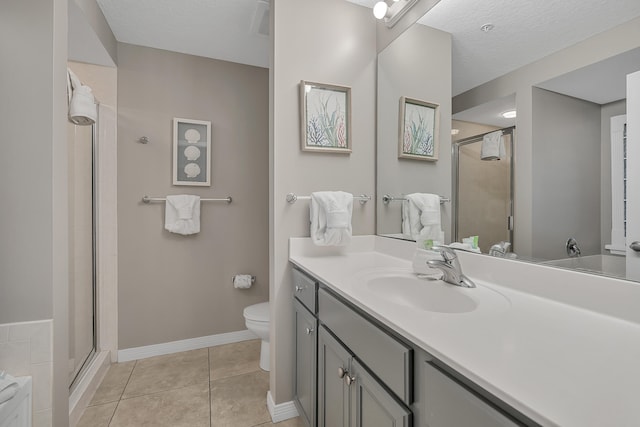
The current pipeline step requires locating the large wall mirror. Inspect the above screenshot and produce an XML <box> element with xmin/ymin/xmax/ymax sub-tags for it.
<box><xmin>376</xmin><ymin>0</ymin><xmax>640</xmax><ymax>282</ymax></box>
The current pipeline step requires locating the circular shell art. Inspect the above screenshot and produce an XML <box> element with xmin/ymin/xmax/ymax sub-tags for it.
<box><xmin>184</xmin><ymin>163</ymin><xmax>201</xmax><ymax>178</ymax></box>
<box><xmin>184</xmin><ymin>145</ymin><xmax>201</xmax><ymax>161</ymax></box>
<box><xmin>184</xmin><ymin>128</ymin><xmax>201</xmax><ymax>144</ymax></box>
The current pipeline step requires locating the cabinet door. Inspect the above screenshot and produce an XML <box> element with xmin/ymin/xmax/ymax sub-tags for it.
<box><xmin>318</xmin><ymin>326</ymin><xmax>350</xmax><ymax>427</ymax></box>
<box><xmin>423</xmin><ymin>362</ymin><xmax>521</xmax><ymax>427</ymax></box>
<box><xmin>294</xmin><ymin>299</ymin><xmax>318</xmax><ymax>427</ymax></box>
<box><xmin>350</xmin><ymin>358</ymin><xmax>412</xmax><ymax>427</ymax></box>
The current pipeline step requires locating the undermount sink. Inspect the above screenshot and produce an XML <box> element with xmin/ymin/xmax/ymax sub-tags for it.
<box><xmin>350</xmin><ymin>268</ymin><xmax>509</xmax><ymax>314</ymax></box>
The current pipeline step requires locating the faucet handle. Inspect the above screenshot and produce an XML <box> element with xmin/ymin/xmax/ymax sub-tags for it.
<box><xmin>431</xmin><ymin>245</ymin><xmax>458</xmax><ymax>263</ymax></box>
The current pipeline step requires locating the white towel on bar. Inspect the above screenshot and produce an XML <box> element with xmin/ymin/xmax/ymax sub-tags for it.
<box><xmin>165</xmin><ymin>195</ymin><xmax>201</xmax><ymax>235</ymax></box>
<box><xmin>67</xmin><ymin>68</ymin><xmax>97</xmax><ymax>126</ymax></box>
<box><xmin>310</xmin><ymin>191</ymin><xmax>353</xmax><ymax>246</ymax></box>
<box><xmin>402</xmin><ymin>193</ymin><xmax>444</xmax><ymax>242</ymax></box>
<box><xmin>480</xmin><ymin>130</ymin><xmax>505</xmax><ymax>160</ymax></box>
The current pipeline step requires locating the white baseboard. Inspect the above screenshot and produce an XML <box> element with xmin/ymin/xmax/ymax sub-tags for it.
<box><xmin>267</xmin><ymin>390</ymin><xmax>299</xmax><ymax>423</ymax></box>
<box><xmin>117</xmin><ymin>329</ymin><xmax>257</xmax><ymax>362</ymax></box>
<box><xmin>69</xmin><ymin>351</ymin><xmax>111</xmax><ymax>427</ymax></box>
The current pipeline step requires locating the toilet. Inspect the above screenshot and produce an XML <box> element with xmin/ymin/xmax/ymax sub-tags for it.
<box><xmin>243</xmin><ymin>302</ymin><xmax>270</xmax><ymax>371</ymax></box>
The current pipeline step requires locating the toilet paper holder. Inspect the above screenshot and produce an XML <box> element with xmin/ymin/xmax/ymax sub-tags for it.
<box><xmin>232</xmin><ymin>275</ymin><xmax>256</xmax><ymax>284</ymax></box>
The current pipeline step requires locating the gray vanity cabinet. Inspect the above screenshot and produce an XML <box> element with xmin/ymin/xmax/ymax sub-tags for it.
<box><xmin>293</xmin><ymin>268</ymin><xmax>319</xmax><ymax>427</ymax></box>
<box><xmin>317</xmin><ymin>326</ymin><xmax>411</xmax><ymax>427</ymax></box>
<box><xmin>422</xmin><ymin>361</ymin><xmax>522</xmax><ymax>427</ymax></box>
<box><xmin>317</xmin><ymin>326</ymin><xmax>350</xmax><ymax>427</ymax></box>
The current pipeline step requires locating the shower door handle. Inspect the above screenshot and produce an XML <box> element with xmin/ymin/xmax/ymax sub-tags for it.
<box><xmin>507</xmin><ymin>216</ymin><xmax>514</xmax><ymax>231</ymax></box>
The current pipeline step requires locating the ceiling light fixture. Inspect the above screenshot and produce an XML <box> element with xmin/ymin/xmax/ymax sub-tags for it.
<box><xmin>480</xmin><ymin>23</ymin><xmax>495</xmax><ymax>33</ymax></box>
<box><xmin>373</xmin><ymin>1</ymin><xmax>389</xmax><ymax>19</ymax></box>
<box><xmin>501</xmin><ymin>110</ymin><xmax>517</xmax><ymax>119</ymax></box>
<box><xmin>373</xmin><ymin>0</ymin><xmax>419</xmax><ymax>28</ymax></box>
<box><xmin>451</xmin><ymin>129</ymin><xmax>460</xmax><ymax>135</ymax></box>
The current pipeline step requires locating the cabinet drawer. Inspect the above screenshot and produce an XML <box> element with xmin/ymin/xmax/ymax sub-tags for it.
<box><xmin>293</xmin><ymin>268</ymin><xmax>318</xmax><ymax>313</ymax></box>
<box><xmin>318</xmin><ymin>288</ymin><xmax>412</xmax><ymax>405</ymax></box>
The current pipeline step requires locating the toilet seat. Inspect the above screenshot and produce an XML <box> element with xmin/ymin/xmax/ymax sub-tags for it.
<box><xmin>243</xmin><ymin>302</ymin><xmax>269</xmax><ymax>322</ymax></box>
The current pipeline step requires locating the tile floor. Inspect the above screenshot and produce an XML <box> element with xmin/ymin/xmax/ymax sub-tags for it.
<box><xmin>77</xmin><ymin>340</ymin><xmax>303</xmax><ymax>427</ymax></box>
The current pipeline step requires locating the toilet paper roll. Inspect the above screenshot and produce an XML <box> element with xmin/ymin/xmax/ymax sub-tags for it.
<box><xmin>233</xmin><ymin>275</ymin><xmax>254</xmax><ymax>289</ymax></box>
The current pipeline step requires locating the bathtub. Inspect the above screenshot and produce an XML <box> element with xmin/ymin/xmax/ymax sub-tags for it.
<box><xmin>543</xmin><ymin>254</ymin><xmax>626</xmax><ymax>278</ymax></box>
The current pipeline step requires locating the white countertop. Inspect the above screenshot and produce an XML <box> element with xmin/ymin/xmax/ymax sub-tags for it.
<box><xmin>289</xmin><ymin>236</ymin><xmax>640</xmax><ymax>427</ymax></box>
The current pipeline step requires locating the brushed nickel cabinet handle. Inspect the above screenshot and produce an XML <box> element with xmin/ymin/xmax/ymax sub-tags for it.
<box><xmin>345</xmin><ymin>375</ymin><xmax>356</xmax><ymax>386</ymax></box>
<box><xmin>338</xmin><ymin>367</ymin><xmax>347</xmax><ymax>379</ymax></box>
<box><xmin>305</xmin><ymin>327</ymin><xmax>314</xmax><ymax>335</ymax></box>
<box><xmin>630</xmin><ymin>241</ymin><xmax>640</xmax><ymax>252</ymax></box>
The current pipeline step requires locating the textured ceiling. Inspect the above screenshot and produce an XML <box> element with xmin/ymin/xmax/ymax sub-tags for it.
<box><xmin>417</xmin><ymin>0</ymin><xmax>640</xmax><ymax>96</ymax></box>
<box><xmin>96</xmin><ymin>0</ymin><xmax>270</xmax><ymax>68</ymax></box>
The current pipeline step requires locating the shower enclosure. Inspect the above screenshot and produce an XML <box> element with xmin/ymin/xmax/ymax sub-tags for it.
<box><xmin>453</xmin><ymin>127</ymin><xmax>515</xmax><ymax>253</ymax></box>
<box><xmin>67</xmin><ymin>114</ymin><xmax>97</xmax><ymax>391</ymax></box>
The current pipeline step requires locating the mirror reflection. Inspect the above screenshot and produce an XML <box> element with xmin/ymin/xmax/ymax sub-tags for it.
<box><xmin>376</xmin><ymin>0</ymin><xmax>640</xmax><ymax>281</ymax></box>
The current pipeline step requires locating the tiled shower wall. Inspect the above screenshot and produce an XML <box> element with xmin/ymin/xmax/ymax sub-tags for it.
<box><xmin>0</xmin><ymin>320</ymin><xmax>53</xmax><ymax>426</ymax></box>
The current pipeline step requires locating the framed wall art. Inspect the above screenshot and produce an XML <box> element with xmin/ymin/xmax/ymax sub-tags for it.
<box><xmin>173</xmin><ymin>118</ymin><xmax>211</xmax><ymax>186</ymax></box>
<box><xmin>398</xmin><ymin>96</ymin><xmax>439</xmax><ymax>161</ymax></box>
<box><xmin>299</xmin><ymin>80</ymin><xmax>351</xmax><ymax>154</ymax></box>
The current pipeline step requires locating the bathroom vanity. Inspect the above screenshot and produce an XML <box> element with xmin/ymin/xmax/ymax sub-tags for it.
<box><xmin>290</xmin><ymin>236</ymin><xmax>640</xmax><ymax>427</ymax></box>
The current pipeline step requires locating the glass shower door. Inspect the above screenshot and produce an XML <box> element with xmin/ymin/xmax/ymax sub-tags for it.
<box><xmin>454</xmin><ymin>128</ymin><xmax>514</xmax><ymax>253</ymax></box>
<box><xmin>67</xmin><ymin>120</ymin><xmax>96</xmax><ymax>390</ymax></box>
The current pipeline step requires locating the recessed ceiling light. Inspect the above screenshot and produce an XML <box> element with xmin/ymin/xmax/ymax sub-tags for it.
<box><xmin>480</xmin><ymin>23</ymin><xmax>495</xmax><ymax>33</ymax></box>
<box><xmin>451</xmin><ymin>129</ymin><xmax>460</xmax><ymax>135</ymax></box>
<box><xmin>501</xmin><ymin>110</ymin><xmax>517</xmax><ymax>119</ymax></box>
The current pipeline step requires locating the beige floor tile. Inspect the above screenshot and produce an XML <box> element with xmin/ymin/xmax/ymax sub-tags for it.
<box><xmin>110</xmin><ymin>383</ymin><xmax>210</xmax><ymax>427</ymax></box>
<box><xmin>122</xmin><ymin>349</ymin><xmax>209</xmax><ymax>399</ymax></box>
<box><xmin>209</xmin><ymin>340</ymin><xmax>261</xmax><ymax>380</ymax></box>
<box><xmin>257</xmin><ymin>417</ymin><xmax>306</xmax><ymax>427</ymax></box>
<box><xmin>211</xmin><ymin>370</ymin><xmax>271</xmax><ymax>427</ymax></box>
<box><xmin>90</xmin><ymin>361</ymin><xmax>136</xmax><ymax>405</ymax></box>
<box><xmin>76</xmin><ymin>402</ymin><xmax>117</xmax><ymax>427</ymax></box>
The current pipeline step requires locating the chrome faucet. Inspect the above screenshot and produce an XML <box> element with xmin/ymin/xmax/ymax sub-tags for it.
<box><xmin>427</xmin><ymin>246</ymin><xmax>476</xmax><ymax>288</ymax></box>
<box><xmin>566</xmin><ymin>237</ymin><xmax>581</xmax><ymax>257</ymax></box>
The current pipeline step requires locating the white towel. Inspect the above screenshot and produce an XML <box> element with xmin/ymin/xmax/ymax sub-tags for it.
<box><xmin>402</xmin><ymin>193</ymin><xmax>444</xmax><ymax>242</ymax></box>
<box><xmin>0</xmin><ymin>373</ymin><xmax>18</xmax><ymax>404</ymax></box>
<box><xmin>310</xmin><ymin>191</ymin><xmax>353</xmax><ymax>246</ymax></box>
<box><xmin>481</xmin><ymin>130</ymin><xmax>505</xmax><ymax>160</ymax></box>
<box><xmin>68</xmin><ymin>68</ymin><xmax>97</xmax><ymax>126</ymax></box>
<box><xmin>165</xmin><ymin>195</ymin><xmax>201</xmax><ymax>235</ymax></box>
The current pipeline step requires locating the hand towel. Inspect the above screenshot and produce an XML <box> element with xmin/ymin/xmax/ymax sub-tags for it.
<box><xmin>403</xmin><ymin>193</ymin><xmax>444</xmax><ymax>242</ymax></box>
<box><xmin>310</xmin><ymin>191</ymin><xmax>353</xmax><ymax>246</ymax></box>
<box><xmin>0</xmin><ymin>373</ymin><xmax>18</xmax><ymax>404</ymax></box>
<box><xmin>481</xmin><ymin>130</ymin><xmax>505</xmax><ymax>160</ymax></box>
<box><xmin>165</xmin><ymin>195</ymin><xmax>201</xmax><ymax>235</ymax></box>
<box><xmin>68</xmin><ymin>68</ymin><xmax>97</xmax><ymax>126</ymax></box>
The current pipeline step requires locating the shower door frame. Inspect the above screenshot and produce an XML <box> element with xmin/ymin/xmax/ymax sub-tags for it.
<box><xmin>452</xmin><ymin>126</ymin><xmax>516</xmax><ymax>250</ymax></box>
<box><xmin>69</xmin><ymin>115</ymin><xmax>98</xmax><ymax>393</ymax></box>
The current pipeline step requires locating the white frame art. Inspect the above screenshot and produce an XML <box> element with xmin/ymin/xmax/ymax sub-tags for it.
<box><xmin>173</xmin><ymin>118</ymin><xmax>211</xmax><ymax>186</ymax></box>
<box><xmin>398</xmin><ymin>96</ymin><xmax>440</xmax><ymax>161</ymax></box>
<box><xmin>299</xmin><ymin>80</ymin><xmax>352</xmax><ymax>154</ymax></box>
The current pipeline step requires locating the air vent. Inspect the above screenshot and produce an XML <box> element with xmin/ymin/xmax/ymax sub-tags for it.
<box><xmin>251</xmin><ymin>0</ymin><xmax>270</xmax><ymax>38</ymax></box>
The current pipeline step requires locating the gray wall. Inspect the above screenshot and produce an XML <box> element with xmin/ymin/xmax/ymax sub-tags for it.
<box><xmin>0</xmin><ymin>0</ymin><xmax>57</xmax><ymax>323</ymax></box>
<box><xmin>532</xmin><ymin>88</ymin><xmax>602</xmax><ymax>260</ymax></box>
<box><xmin>376</xmin><ymin>24</ymin><xmax>452</xmax><ymax>238</ymax></box>
<box><xmin>1</xmin><ymin>0</ymin><xmax>70</xmax><ymax>425</ymax></box>
<box><xmin>270</xmin><ymin>0</ymin><xmax>376</xmax><ymax>403</ymax></box>
<box><xmin>117</xmin><ymin>43</ymin><xmax>269</xmax><ymax>349</ymax></box>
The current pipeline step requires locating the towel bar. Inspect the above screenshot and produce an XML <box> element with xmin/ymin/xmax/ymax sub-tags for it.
<box><xmin>382</xmin><ymin>194</ymin><xmax>449</xmax><ymax>205</ymax></box>
<box><xmin>142</xmin><ymin>195</ymin><xmax>232</xmax><ymax>204</ymax></box>
<box><xmin>286</xmin><ymin>192</ymin><xmax>371</xmax><ymax>205</ymax></box>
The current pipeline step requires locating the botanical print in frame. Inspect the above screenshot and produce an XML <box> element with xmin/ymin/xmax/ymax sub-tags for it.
<box><xmin>398</xmin><ymin>96</ymin><xmax>440</xmax><ymax>161</ymax></box>
<box><xmin>173</xmin><ymin>118</ymin><xmax>211</xmax><ymax>186</ymax></box>
<box><xmin>300</xmin><ymin>80</ymin><xmax>352</xmax><ymax>153</ymax></box>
